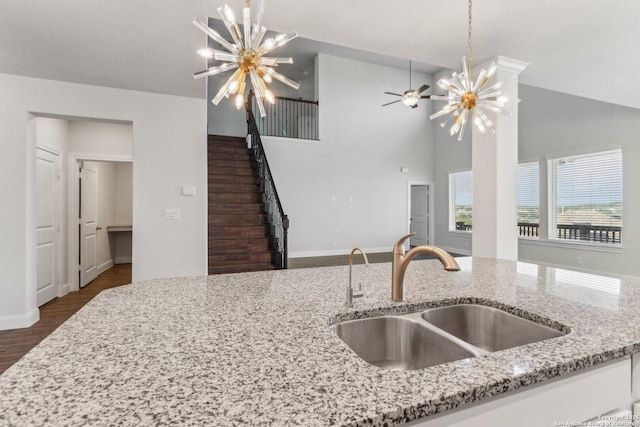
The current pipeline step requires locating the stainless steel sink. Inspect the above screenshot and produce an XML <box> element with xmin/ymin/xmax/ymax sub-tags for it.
<box><xmin>331</xmin><ymin>303</ymin><xmax>568</xmax><ymax>370</ymax></box>
<box><xmin>421</xmin><ymin>304</ymin><xmax>566</xmax><ymax>352</ymax></box>
<box><xmin>330</xmin><ymin>314</ymin><xmax>476</xmax><ymax>370</ymax></box>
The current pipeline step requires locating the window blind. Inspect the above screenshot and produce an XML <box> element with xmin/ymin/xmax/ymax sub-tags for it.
<box><xmin>450</xmin><ymin>170</ymin><xmax>473</xmax><ymax>231</ymax></box>
<box><xmin>548</xmin><ymin>149</ymin><xmax>622</xmax><ymax>244</ymax></box>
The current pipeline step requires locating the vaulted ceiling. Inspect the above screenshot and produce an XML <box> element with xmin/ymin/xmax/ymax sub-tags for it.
<box><xmin>1</xmin><ymin>0</ymin><xmax>638</xmax><ymax>109</ymax></box>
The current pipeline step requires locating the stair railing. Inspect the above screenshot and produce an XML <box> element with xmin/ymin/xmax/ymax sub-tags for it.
<box><xmin>246</xmin><ymin>107</ymin><xmax>289</xmax><ymax>269</ymax></box>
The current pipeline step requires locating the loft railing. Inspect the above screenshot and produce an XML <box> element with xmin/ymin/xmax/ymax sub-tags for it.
<box><xmin>246</xmin><ymin>108</ymin><xmax>289</xmax><ymax>269</ymax></box>
<box><xmin>248</xmin><ymin>90</ymin><xmax>319</xmax><ymax>141</ymax></box>
<box><xmin>460</xmin><ymin>222</ymin><xmax>622</xmax><ymax>244</ymax></box>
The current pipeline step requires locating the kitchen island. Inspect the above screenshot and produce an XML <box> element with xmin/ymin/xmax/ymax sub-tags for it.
<box><xmin>1</xmin><ymin>257</ymin><xmax>640</xmax><ymax>426</ymax></box>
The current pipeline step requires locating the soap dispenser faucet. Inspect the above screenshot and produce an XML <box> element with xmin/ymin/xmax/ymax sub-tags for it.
<box><xmin>346</xmin><ymin>247</ymin><xmax>369</xmax><ymax>308</ymax></box>
<box><xmin>391</xmin><ymin>233</ymin><xmax>460</xmax><ymax>302</ymax></box>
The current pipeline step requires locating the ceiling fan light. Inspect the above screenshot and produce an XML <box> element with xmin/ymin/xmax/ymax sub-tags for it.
<box><xmin>402</xmin><ymin>97</ymin><xmax>419</xmax><ymax>107</ymax></box>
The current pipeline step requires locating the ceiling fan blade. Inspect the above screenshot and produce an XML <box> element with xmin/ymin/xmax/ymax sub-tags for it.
<box><xmin>384</xmin><ymin>92</ymin><xmax>403</xmax><ymax>97</ymax></box>
<box><xmin>419</xmin><ymin>95</ymin><xmax>432</xmax><ymax>99</ymax></box>
<box><xmin>416</xmin><ymin>84</ymin><xmax>430</xmax><ymax>95</ymax></box>
<box><xmin>382</xmin><ymin>100</ymin><xmax>402</xmax><ymax>107</ymax></box>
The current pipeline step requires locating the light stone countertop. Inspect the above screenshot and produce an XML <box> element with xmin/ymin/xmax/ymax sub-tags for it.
<box><xmin>2</xmin><ymin>257</ymin><xmax>640</xmax><ymax>426</ymax></box>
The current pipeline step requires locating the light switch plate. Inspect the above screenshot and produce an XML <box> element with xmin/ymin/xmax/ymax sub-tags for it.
<box><xmin>164</xmin><ymin>208</ymin><xmax>181</xmax><ymax>220</ymax></box>
<box><xmin>181</xmin><ymin>185</ymin><xmax>196</xmax><ymax>196</ymax></box>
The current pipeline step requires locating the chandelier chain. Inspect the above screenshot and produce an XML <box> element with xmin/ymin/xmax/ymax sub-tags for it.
<box><xmin>468</xmin><ymin>0</ymin><xmax>473</xmax><ymax>74</ymax></box>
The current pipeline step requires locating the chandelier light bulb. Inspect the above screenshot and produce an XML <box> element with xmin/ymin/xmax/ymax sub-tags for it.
<box><xmin>192</xmin><ymin>0</ymin><xmax>300</xmax><ymax>117</ymax></box>
<box><xmin>235</xmin><ymin>93</ymin><xmax>245</xmax><ymax>110</ymax></box>
<box><xmin>196</xmin><ymin>48</ymin><xmax>215</xmax><ymax>58</ymax></box>
<box><xmin>263</xmin><ymin>38</ymin><xmax>275</xmax><ymax>49</ymax></box>
<box><xmin>222</xmin><ymin>5</ymin><xmax>235</xmax><ymax>23</ymax></box>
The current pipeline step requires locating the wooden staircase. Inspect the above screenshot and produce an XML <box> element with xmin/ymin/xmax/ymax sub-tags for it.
<box><xmin>208</xmin><ymin>135</ymin><xmax>277</xmax><ymax>274</ymax></box>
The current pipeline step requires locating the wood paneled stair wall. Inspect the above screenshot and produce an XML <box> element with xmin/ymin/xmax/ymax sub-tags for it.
<box><xmin>208</xmin><ymin>135</ymin><xmax>277</xmax><ymax>274</ymax></box>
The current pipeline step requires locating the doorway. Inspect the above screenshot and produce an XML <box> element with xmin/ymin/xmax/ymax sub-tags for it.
<box><xmin>408</xmin><ymin>183</ymin><xmax>432</xmax><ymax>247</ymax></box>
<box><xmin>32</xmin><ymin>115</ymin><xmax>133</xmax><ymax>304</ymax></box>
<box><xmin>75</xmin><ymin>159</ymin><xmax>133</xmax><ymax>289</ymax></box>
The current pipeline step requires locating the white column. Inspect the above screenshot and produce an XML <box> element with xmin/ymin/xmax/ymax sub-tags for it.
<box><xmin>472</xmin><ymin>56</ymin><xmax>528</xmax><ymax>261</ymax></box>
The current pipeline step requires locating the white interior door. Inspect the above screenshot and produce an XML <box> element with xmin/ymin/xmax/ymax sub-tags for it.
<box><xmin>410</xmin><ymin>185</ymin><xmax>429</xmax><ymax>246</ymax></box>
<box><xmin>80</xmin><ymin>162</ymin><xmax>98</xmax><ymax>287</ymax></box>
<box><xmin>36</xmin><ymin>148</ymin><xmax>60</xmax><ymax>306</ymax></box>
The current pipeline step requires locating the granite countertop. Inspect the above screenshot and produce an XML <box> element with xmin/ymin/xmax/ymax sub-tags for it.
<box><xmin>2</xmin><ymin>257</ymin><xmax>640</xmax><ymax>426</ymax></box>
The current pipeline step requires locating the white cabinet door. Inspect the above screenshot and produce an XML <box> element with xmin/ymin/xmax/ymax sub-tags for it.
<box><xmin>404</xmin><ymin>358</ymin><xmax>631</xmax><ymax>427</ymax></box>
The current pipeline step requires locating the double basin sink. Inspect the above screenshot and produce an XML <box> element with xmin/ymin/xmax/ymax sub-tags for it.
<box><xmin>330</xmin><ymin>304</ymin><xmax>568</xmax><ymax>371</ymax></box>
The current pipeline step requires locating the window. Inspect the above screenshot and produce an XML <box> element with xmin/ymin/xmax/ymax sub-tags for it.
<box><xmin>517</xmin><ymin>162</ymin><xmax>540</xmax><ymax>238</ymax></box>
<box><xmin>548</xmin><ymin>150</ymin><xmax>622</xmax><ymax>244</ymax></box>
<box><xmin>449</xmin><ymin>171</ymin><xmax>473</xmax><ymax>231</ymax></box>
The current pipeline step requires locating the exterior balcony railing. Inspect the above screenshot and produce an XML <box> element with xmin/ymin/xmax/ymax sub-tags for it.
<box><xmin>454</xmin><ymin>222</ymin><xmax>622</xmax><ymax>244</ymax></box>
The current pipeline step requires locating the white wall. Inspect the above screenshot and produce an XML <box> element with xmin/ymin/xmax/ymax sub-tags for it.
<box><xmin>68</xmin><ymin>120</ymin><xmax>133</xmax><ymax>157</ymax></box>
<box><xmin>114</xmin><ymin>162</ymin><xmax>133</xmax><ymax>225</ymax></box>
<box><xmin>263</xmin><ymin>53</ymin><xmax>435</xmax><ymax>256</ymax></box>
<box><xmin>432</xmin><ymin>83</ymin><xmax>640</xmax><ymax>277</ymax></box>
<box><xmin>0</xmin><ymin>73</ymin><xmax>207</xmax><ymax>330</ymax></box>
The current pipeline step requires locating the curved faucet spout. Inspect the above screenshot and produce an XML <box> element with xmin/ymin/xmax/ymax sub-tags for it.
<box><xmin>346</xmin><ymin>247</ymin><xmax>369</xmax><ymax>308</ymax></box>
<box><xmin>391</xmin><ymin>233</ymin><xmax>460</xmax><ymax>302</ymax></box>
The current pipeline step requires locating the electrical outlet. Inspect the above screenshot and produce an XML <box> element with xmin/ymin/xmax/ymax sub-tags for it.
<box><xmin>164</xmin><ymin>208</ymin><xmax>181</xmax><ymax>220</ymax></box>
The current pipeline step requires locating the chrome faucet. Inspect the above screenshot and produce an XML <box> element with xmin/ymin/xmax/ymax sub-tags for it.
<box><xmin>346</xmin><ymin>247</ymin><xmax>369</xmax><ymax>308</ymax></box>
<box><xmin>391</xmin><ymin>233</ymin><xmax>460</xmax><ymax>302</ymax></box>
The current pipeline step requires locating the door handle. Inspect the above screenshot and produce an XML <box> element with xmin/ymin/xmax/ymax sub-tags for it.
<box><xmin>96</xmin><ymin>227</ymin><xmax>102</xmax><ymax>231</ymax></box>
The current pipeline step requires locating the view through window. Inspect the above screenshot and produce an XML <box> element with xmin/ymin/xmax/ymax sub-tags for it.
<box><xmin>548</xmin><ymin>150</ymin><xmax>622</xmax><ymax>244</ymax></box>
<box><xmin>449</xmin><ymin>171</ymin><xmax>473</xmax><ymax>231</ymax></box>
<box><xmin>517</xmin><ymin>162</ymin><xmax>540</xmax><ymax>238</ymax></box>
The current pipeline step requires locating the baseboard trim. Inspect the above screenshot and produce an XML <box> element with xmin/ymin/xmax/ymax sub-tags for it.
<box><xmin>59</xmin><ymin>282</ymin><xmax>70</xmax><ymax>297</ymax></box>
<box><xmin>435</xmin><ymin>245</ymin><xmax>472</xmax><ymax>256</ymax></box>
<box><xmin>289</xmin><ymin>247</ymin><xmax>391</xmax><ymax>258</ymax></box>
<box><xmin>97</xmin><ymin>260</ymin><xmax>114</xmax><ymax>276</ymax></box>
<box><xmin>0</xmin><ymin>308</ymin><xmax>40</xmax><ymax>331</ymax></box>
<box><xmin>115</xmin><ymin>256</ymin><xmax>132</xmax><ymax>264</ymax></box>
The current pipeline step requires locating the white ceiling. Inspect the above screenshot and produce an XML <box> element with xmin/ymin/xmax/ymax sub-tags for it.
<box><xmin>2</xmin><ymin>0</ymin><xmax>639</xmax><ymax>109</ymax></box>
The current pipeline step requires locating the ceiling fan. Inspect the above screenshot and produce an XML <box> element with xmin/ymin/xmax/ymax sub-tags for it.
<box><xmin>382</xmin><ymin>61</ymin><xmax>431</xmax><ymax>109</ymax></box>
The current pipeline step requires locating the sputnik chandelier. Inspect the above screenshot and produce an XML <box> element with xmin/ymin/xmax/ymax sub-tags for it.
<box><xmin>430</xmin><ymin>0</ymin><xmax>511</xmax><ymax>141</ymax></box>
<box><xmin>193</xmin><ymin>0</ymin><xmax>299</xmax><ymax>117</ymax></box>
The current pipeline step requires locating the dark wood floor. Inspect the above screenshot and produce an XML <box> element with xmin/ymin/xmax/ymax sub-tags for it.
<box><xmin>288</xmin><ymin>250</ymin><xmax>463</xmax><ymax>269</ymax></box>
<box><xmin>0</xmin><ymin>264</ymin><xmax>132</xmax><ymax>376</ymax></box>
